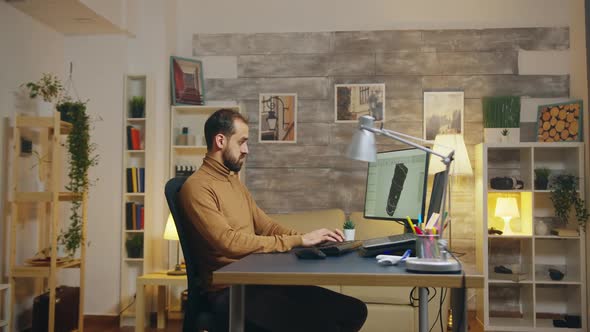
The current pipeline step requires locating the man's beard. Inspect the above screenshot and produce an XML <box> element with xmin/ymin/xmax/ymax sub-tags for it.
<box><xmin>223</xmin><ymin>150</ymin><xmax>244</xmax><ymax>172</ymax></box>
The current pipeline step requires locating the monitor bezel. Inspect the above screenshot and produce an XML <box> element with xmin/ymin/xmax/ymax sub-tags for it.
<box><xmin>362</xmin><ymin>147</ymin><xmax>430</xmax><ymax>227</ymax></box>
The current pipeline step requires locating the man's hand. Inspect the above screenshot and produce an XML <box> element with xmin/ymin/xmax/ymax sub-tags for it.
<box><xmin>301</xmin><ymin>228</ymin><xmax>345</xmax><ymax>247</ymax></box>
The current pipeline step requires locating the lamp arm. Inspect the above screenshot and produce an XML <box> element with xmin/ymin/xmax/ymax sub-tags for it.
<box><xmin>360</xmin><ymin>125</ymin><xmax>455</xmax><ymax>165</ymax></box>
<box><xmin>360</xmin><ymin>124</ymin><xmax>453</xmax><ymax>235</ymax></box>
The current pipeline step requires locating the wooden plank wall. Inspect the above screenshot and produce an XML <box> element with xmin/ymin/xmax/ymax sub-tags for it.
<box><xmin>193</xmin><ymin>28</ymin><xmax>570</xmax><ymax>267</ymax></box>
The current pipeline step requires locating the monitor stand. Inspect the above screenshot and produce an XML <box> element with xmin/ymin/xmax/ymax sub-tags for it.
<box><xmin>405</xmin><ymin>257</ymin><xmax>461</xmax><ymax>273</ymax></box>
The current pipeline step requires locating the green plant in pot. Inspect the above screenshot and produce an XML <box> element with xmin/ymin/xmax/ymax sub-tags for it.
<box><xmin>126</xmin><ymin>234</ymin><xmax>144</xmax><ymax>258</ymax></box>
<box><xmin>534</xmin><ymin>168</ymin><xmax>551</xmax><ymax>190</ymax></box>
<box><xmin>23</xmin><ymin>73</ymin><xmax>63</xmax><ymax>102</ymax></box>
<box><xmin>57</xmin><ymin>99</ymin><xmax>99</xmax><ymax>257</ymax></box>
<box><xmin>343</xmin><ymin>220</ymin><xmax>356</xmax><ymax>241</ymax></box>
<box><xmin>22</xmin><ymin>73</ymin><xmax>64</xmax><ymax>116</ymax></box>
<box><xmin>550</xmin><ymin>174</ymin><xmax>589</xmax><ymax>231</ymax></box>
<box><xmin>129</xmin><ymin>96</ymin><xmax>145</xmax><ymax>118</ymax></box>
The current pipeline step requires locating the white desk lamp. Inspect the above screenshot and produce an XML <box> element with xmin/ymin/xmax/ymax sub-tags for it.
<box><xmin>494</xmin><ymin>197</ymin><xmax>520</xmax><ymax>235</ymax></box>
<box><xmin>164</xmin><ymin>213</ymin><xmax>186</xmax><ymax>275</ymax></box>
<box><xmin>348</xmin><ymin>115</ymin><xmax>461</xmax><ymax>273</ymax></box>
<box><xmin>429</xmin><ymin>134</ymin><xmax>473</xmax><ymax>249</ymax></box>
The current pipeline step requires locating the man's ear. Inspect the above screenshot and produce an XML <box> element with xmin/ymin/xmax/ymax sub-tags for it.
<box><xmin>214</xmin><ymin>133</ymin><xmax>225</xmax><ymax>149</ymax></box>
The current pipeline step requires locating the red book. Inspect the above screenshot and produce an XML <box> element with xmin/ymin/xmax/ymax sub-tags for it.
<box><xmin>131</xmin><ymin>128</ymin><xmax>141</xmax><ymax>150</ymax></box>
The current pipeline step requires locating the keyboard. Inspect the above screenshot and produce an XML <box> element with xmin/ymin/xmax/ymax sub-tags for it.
<box><xmin>314</xmin><ymin>240</ymin><xmax>362</xmax><ymax>256</ymax></box>
<box><xmin>362</xmin><ymin>233</ymin><xmax>417</xmax><ymax>250</ymax></box>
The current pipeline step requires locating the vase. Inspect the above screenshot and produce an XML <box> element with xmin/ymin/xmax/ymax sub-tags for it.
<box><xmin>344</xmin><ymin>229</ymin><xmax>355</xmax><ymax>241</ymax></box>
<box><xmin>36</xmin><ymin>99</ymin><xmax>55</xmax><ymax>117</ymax></box>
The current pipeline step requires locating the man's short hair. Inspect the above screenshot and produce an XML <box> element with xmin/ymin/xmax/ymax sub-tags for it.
<box><xmin>204</xmin><ymin>109</ymin><xmax>248</xmax><ymax>151</ymax></box>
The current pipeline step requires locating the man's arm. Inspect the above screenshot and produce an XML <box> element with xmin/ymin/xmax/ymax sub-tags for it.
<box><xmin>246</xmin><ymin>191</ymin><xmax>300</xmax><ymax>236</ymax></box>
<box><xmin>245</xmin><ymin>188</ymin><xmax>345</xmax><ymax>244</ymax></box>
<box><xmin>180</xmin><ymin>184</ymin><xmax>303</xmax><ymax>258</ymax></box>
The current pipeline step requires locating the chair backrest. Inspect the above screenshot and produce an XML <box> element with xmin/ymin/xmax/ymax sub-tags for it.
<box><xmin>164</xmin><ymin>176</ymin><xmax>212</xmax><ymax>331</ymax></box>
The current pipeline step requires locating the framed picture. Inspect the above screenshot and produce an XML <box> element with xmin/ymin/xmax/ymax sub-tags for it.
<box><xmin>536</xmin><ymin>100</ymin><xmax>583</xmax><ymax>142</ymax></box>
<box><xmin>259</xmin><ymin>94</ymin><xmax>297</xmax><ymax>143</ymax></box>
<box><xmin>170</xmin><ymin>56</ymin><xmax>205</xmax><ymax>105</ymax></box>
<box><xmin>335</xmin><ymin>84</ymin><xmax>385</xmax><ymax>123</ymax></box>
<box><xmin>423</xmin><ymin>91</ymin><xmax>464</xmax><ymax>141</ymax></box>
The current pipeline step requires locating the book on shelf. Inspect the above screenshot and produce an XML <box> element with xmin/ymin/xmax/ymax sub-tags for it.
<box><xmin>126</xmin><ymin>167</ymin><xmax>145</xmax><ymax>193</ymax></box>
<box><xmin>550</xmin><ymin>228</ymin><xmax>579</xmax><ymax>237</ymax></box>
<box><xmin>125</xmin><ymin>202</ymin><xmax>144</xmax><ymax>230</ymax></box>
<box><xmin>126</xmin><ymin>125</ymin><xmax>142</xmax><ymax>150</ymax></box>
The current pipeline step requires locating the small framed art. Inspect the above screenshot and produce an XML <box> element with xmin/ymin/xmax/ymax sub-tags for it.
<box><xmin>259</xmin><ymin>93</ymin><xmax>297</xmax><ymax>143</ymax></box>
<box><xmin>170</xmin><ymin>56</ymin><xmax>205</xmax><ymax>105</ymax></box>
<box><xmin>335</xmin><ymin>84</ymin><xmax>385</xmax><ymax>122</ymax></box>
<box><xmin>536</xmin><ymin>100</ymin><xmax>582</xmax><ymax>142</ymax></box>
<box><xmin>423</xmin><ymin>91</ymin><xmax>464</xmax><ymax>141</ymax></box>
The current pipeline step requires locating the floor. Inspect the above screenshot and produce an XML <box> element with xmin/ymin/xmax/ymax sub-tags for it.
<box><xmin>85</xmin><ymin>312</ymin><xmax>482</xmax><ymax>332</ymax></box>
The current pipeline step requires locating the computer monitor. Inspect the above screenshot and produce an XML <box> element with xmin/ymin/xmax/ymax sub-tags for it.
<box><xmin>427</xmin><ymin>171</ymin><xmax>446</xmax><ymax>222</ymax></box>
<box><xmin>363</xmin><ymin>148</ymin><xmax>429</xmax><ymax>230</ymax></box>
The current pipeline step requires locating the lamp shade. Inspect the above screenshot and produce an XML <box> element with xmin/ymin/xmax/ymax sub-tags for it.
<box><xmin>429</xmin><ymin>134</ymin><xmax>472</xmax><ymax>176</ymax></box>
<box><xmin>163</xmin><ymin>213</ymin><xmax>179</xmax><ymax>241</ymax></box>
<box><xmin>347</xmin><ymin>115</ymin><xmax>377</xmax><ymax>162</ymax></box>
<box><xmin>494</xmin><ymin>197</ymin><xmax>520</xmax><ymax>219</ymax></box>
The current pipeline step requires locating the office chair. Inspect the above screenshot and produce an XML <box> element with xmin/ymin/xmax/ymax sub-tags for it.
<box><xmin>165</xmin><ymin>176</ymin><xmax>214</xmax><ymax>332</ymax></box>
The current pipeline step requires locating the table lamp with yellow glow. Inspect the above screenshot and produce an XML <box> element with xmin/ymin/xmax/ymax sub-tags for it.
<box><xmin>164</xmin><ymin>213</ymin><xmax>186</xmax><ymax>275</ymax></box>
<box><xmin>494</xmin><ymin>197</ymin><xmax>520</xmax><ymax>235</ymax></box>
<box><xmin>428</xmin><ymin>134</ymin><xmax>472</xmax><ymax>248</ymax></box>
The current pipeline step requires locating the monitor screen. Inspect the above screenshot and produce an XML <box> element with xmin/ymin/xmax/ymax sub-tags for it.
<box><xmin>364</xmin><ymin>148</ymin><xmax>429</xmax><ymax>225</ymax></box>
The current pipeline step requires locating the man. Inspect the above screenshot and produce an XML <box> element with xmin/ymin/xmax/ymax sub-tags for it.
<box><xmin>179</xmin><ymin>109</ymin><xmax>367</xmax><ymax>332</ymax></box>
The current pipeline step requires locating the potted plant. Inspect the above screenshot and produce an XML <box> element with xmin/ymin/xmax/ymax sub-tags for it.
<box><xmin>22</xmin><ymin>73</ymin><xmax>64</xmax><ymax>116</ymax></box>
<box><xmin>343</xmin><ymin>220</ymin><xmax>356</xmax><ymax>241</ymax></box>
<box><xmin>129</xmin><ymin>96</ymin><xmax>145</xmax><ymax>118</ymax></box>
<box><xmin>57</xmin><ymin>98</ymin><xmax>99</xmax><ymax>257</ymax></box>
<box><xmin>550</xmin><ymin>174</ymin><xmax>589</xmax><ymax>231</ymax></box>
<box><xmin>534</xmin><ymin>168</ymin><xmax>551</xmax><ymax>190</ymax></box>
<box><xmin>500</xmin><ymin>129</ymin><xmax>510</xmax><ymax>143</ymax></box>
<box><xmin>126</xmin><ymin>234</ymin><xmax>144</xmax><ymax>258</ymax></box>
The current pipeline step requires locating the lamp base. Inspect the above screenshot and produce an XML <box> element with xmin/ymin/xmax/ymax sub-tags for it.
<box><xmin>167</xmin><ymin>264</ymin><xmax>186</xmax><ymax>276</ymax></box>
<box><xmin>405</xmin><ymin>257</ymin><xmax>461</xmax><ymax>273</ymax></box>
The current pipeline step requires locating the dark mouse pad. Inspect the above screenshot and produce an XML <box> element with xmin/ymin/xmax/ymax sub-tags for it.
<box><xmin>294</xmin><ymin>247</ymin><xmax>326</xmax><ymax>259</ymax></box>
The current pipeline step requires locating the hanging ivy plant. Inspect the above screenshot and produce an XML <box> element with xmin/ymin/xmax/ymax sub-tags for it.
<box><xmin>57</xmin><ymin>100</ymin><xmax>99</xmax><ymax>257</ymax></box>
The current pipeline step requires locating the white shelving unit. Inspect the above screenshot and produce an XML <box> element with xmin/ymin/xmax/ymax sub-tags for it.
<box><xmin>120</xmin><ymin>74</ymin><xmax>153</xmax><ymax>325</ymax></box>
<box><xmin>475</xmin><ymin>142</ymin><xmax>586</xmax><ymax>331</ymax></box>
<box><xmin>169</xmin><ymin>104</ymin><xmax>242</xmax><ymax>180</ymax></box>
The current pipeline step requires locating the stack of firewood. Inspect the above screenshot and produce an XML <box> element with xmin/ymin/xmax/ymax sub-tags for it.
<box><xmin>537</xmin><ymin>103</ymin><xmax>580</xmax><ymax>142</ymax></box>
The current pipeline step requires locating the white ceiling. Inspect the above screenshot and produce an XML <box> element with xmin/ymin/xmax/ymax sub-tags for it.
<box><xmin>6</xmin><ymin>0</ymin><xmax>128</xmax><ymax>35</ymax></box>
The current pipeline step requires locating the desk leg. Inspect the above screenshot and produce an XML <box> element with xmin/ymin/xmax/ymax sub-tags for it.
<box><xmin>450</xmin><ymin>288</ymin><xmax>467</xmax><ymax>332</ymax></box>
<box><xmin>135</xmin><ymin>282</ymin><xmax>144</xmax><ymax>332</ymax></box>
<box><xmin>229</xmin><ymin>285</ymin><xmax>245</xmax><ymax>332</ymax></box>
<box><xmin>157</xmin><ymin>285</ymin><xmax>167</xmax><ymax>329</ymax></box>
<box><xmin>418</xmin><ymin>287</ymin><xmax>428</xmax><ymax>332</ymax></box>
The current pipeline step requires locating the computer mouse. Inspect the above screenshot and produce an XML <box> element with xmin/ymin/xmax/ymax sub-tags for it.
<box><xmin>295</xmin><ymin>247</ymin><xmax>327</xmax><ymax>259</ymax></box>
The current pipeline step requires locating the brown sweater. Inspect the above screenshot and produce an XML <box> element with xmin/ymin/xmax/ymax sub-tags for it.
<box><xmin>179</xmin><ymin>156</ymin><xmax>303</xmax><ymax>291</ymax></box>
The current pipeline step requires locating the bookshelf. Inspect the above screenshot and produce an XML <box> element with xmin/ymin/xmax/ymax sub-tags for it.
<box><xmin>120</xmin><ymin>74</ymin><xmax>153</xmax><ymax>325</ymax></box>
<box><xmin>8</xmin><ymin>112</ymin><xmax>87</xmax><ymax>332</ymax></box>
<box><xmin>475</xmin><ymin>142</ymin><xmax>587</xmax><ymax>331</ymax></box>
<box><xmin>169</xmin><ymin>104</ymin><xmax>242</xmax><ymax>180</ymax></box>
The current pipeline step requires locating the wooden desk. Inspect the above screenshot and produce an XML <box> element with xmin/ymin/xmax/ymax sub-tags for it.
<box><xmin>213</xmin><ymin>253</ymin><xmax>483</xmax><ymax>332</ymax></box>
<box><xmin>135</xmin><ymin>272</ymin><xmax>187</xmax><ymax>332</ymax></box>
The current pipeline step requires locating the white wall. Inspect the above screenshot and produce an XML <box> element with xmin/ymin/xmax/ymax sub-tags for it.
<box><xmin>62</xmin><ymin>35</ymin><xmax>127</xmax><ymax>314</ymax></box>
<box><xmin>175</xmin><ymin>0</ymin><xmax>572</xmax><ymax>56</ymax></box>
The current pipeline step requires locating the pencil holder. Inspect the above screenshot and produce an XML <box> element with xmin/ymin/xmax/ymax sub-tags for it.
<box><xmin>416</xmin><ymin>234</ymin><xmax>440</xmax><ymax>259</ymax></box>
